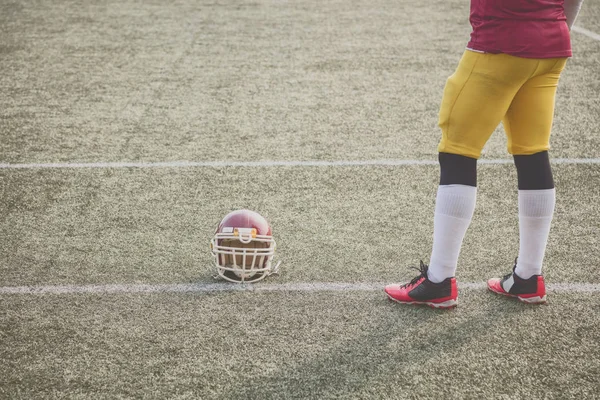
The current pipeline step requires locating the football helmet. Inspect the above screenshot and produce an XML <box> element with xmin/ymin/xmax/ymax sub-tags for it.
<box><xmin>210</xmin><ymin>209</ymin><xmax>280</xmax><ymax>283</ymax></box>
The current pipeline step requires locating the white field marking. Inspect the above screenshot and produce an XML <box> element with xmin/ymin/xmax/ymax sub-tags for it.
<box><xmin>1</xmin><ymin>281</ymin><xmax>599</xmax><ymax>295</ymax></box>
<box><xmin>1</xmin><ymin>158</ymin><xmax>600</xmax><ymax>170</ymax></box>
<box><xmin>0</xmin><ymin>160</ymin><xmax>435</xmax><ymax>169</ymax></box>
<box><xmin>572</xmin><ymin>25</ymin><xmax>600</xmax><ymax>41</ymax></box>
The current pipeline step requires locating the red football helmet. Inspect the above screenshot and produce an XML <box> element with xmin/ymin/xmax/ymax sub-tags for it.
<box><xmin>210</xmin><ymin>209</ymin><xmax>280</xmax><ymax>283</ymax></box>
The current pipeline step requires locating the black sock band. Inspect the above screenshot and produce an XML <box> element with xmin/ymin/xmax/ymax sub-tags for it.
<box><xmin>439</xmin><ymin>152</ymin><xmax>477</xmax><ymax>187</ymax></box>
<box><xmin>513</xmin><ymin>151</ymin><xmax>554</xmax><ymax>190</ymax></box>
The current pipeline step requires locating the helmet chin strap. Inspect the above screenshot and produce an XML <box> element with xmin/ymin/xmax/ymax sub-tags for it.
<box><xmin>269</xmin><ymin>261</ymin><xmax>282</xmax><ymax>276</ymax></box>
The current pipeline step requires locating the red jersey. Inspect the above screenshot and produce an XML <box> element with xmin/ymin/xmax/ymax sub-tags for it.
<box><xmin>467</xmin><ymin>0</ymin><xmax>572</xmax><ymax>58</ymax></box>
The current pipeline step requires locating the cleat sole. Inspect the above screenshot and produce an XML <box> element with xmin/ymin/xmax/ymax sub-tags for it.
<box><xmin>518</xmin><ymin>295</ymin><xmax>546</xmax><ymax>304</ymax></box>
<box><xmin>386</xmin><ymin>293</ymin><xmax>458</xmax><ymax>309</ymax></box>
<box><xmin>487</xmin><ymin>286</ymin><xmax>547</xmax><ymax>304</ymax></box>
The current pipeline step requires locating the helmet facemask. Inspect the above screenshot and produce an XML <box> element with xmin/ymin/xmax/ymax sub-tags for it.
<box><xmin>211</xmin><ymin>227</ymin><xmax>277</xmax><ymax>283</ymax></box>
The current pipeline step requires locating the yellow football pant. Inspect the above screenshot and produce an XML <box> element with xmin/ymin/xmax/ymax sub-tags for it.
<box><xmin>438</xmin><ymin>50</ymin><xmax>568</xmax><ymax>158</ymax></box>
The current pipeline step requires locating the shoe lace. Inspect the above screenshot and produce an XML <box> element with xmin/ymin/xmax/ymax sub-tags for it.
<box><xmin>400</xmin><ymin>261</ymin><xmax>429</xmax><ymax>289</ymax></box>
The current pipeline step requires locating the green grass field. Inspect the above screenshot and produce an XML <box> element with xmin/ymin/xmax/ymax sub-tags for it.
<box><xmin>1</xmin><ymin>0</ymin><xmax>600</xmax><ymax>398</ymax></box>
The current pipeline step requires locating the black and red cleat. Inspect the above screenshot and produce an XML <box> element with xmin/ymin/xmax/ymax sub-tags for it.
<box><xmin>384</xmin><ymin>261</ymin><xmax>458</xmax><ymax>309</ymax></box>
<box><xmin>487</xmin><ymin>262</ymin><xmax>547</xmax><ymax>304</ymax></box>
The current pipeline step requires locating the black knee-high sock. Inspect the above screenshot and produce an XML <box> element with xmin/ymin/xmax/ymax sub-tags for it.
<box><xmin>439</xmin><ymin>152</ymin><xmax>477</xmax><ymax>187</ymax></box>
<box><xmin>514</xmin><ymin>151</ymin><xmax>554</xmax><ymax>190</ymax></box>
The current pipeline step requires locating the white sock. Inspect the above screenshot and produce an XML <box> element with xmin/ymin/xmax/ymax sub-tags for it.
<box><xmin>427</xmin><ymin>184</ymin><xmax>477</xmax><ymax>283</ymax></box>
<box><xmin>515</xmin><ymin>189</ymin><xmax>555</xmax><ymax>279</ymax></box>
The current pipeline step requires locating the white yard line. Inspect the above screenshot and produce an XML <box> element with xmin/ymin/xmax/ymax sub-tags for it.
<box><xmin>572</xmin><ymin>25</ymin><xmax>600</xmax><ymax>41</ymax></box>
<box><xmin>1</xmin><ymin>281</ymin><xmax>598</xmax><ymax>295</ymax></box>
<box><xmin>0</xmin><ymin>160</ymin><xmax>438</xmax><ymax>169</ymax></box>
<box><xmin>1</xmin><ymin>158</ymin><xmax>600</xmax><ymax>169</ymax></box>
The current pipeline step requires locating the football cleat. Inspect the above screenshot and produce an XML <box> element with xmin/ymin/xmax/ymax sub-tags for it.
<box><xmin>487</xmin><ymin>262</ymin><xmax>546</xmax><ymax>304</ymax></box>
<box><xmin>384</xmin><ymin>261</ymin><xmax>458</xmax><ymax>309</ymax></box>
<box><xmin>210</xmin><ymin>209</ymin><xmax>280</xmax><ymax>283</ymax></box>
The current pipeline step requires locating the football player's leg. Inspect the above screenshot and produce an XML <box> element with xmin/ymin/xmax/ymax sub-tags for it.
<box><xmin>503</xmin><ymin>58</ymin><xmax>567</xmax><ymax>280</ymax></box>
<box><xmin>427</xmin><ymin>154</ymin><xmax>477</xmax><ymax>283</ymax></box>
<box><xmin>428</xmin><ymin>52</ymin><xmax>534</xmax><ymax>283</ymax></box>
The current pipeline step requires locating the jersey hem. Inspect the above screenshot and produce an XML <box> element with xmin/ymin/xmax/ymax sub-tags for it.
<box><xmin>465</xmin><ymin>44</ymin><xmax>572</xmax><ymax>59</ymax></box>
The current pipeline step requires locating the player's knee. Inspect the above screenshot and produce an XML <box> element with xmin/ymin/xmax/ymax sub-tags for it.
<box><xmin>513</xmin><ymin>151</ymin><xmax>554</xmax><ymax>190</ymax></box>
<box><xmin>438</xmin><ymin>138</ymin><xmax>483</xmax><ymax>160</ymax></box>
<box><xmin>507</xmin><ymin>141</ymin><xmax>550</xmax><ymax>157</ymax></box>
<box><xmin>439</xmin><ymin>152</ymin><xmax>477</xmax><ymax>187</ymax></box>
